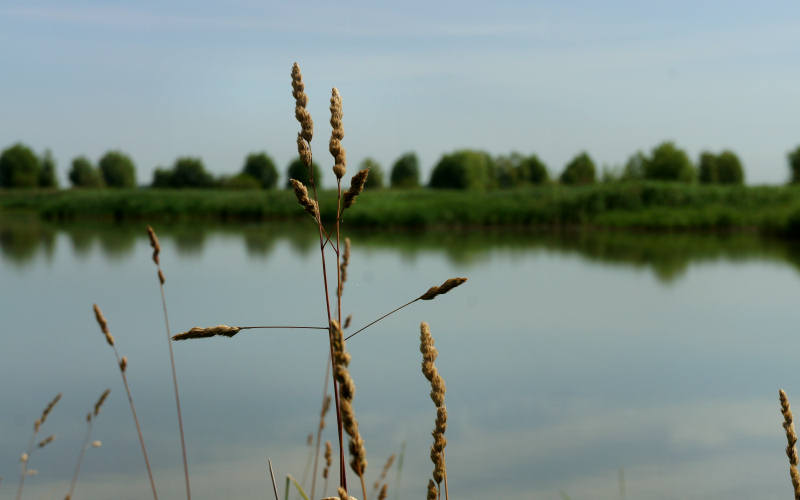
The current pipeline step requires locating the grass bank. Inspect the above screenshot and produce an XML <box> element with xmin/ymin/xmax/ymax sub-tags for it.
<box><xmin>4</xmin><ymin>183</ymin><xmax>800</xmax><ymax>235</ymax></box>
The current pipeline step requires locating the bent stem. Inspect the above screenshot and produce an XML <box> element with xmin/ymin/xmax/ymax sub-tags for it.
<box><xmin>15</xmin><ymin>431</ymin><xmax>37</xmax><ymax>500</ymax></box>
<box><xmin>344</xmin><ymin>298</ymin><xmax>419</xmax><ymax>341</ymax></box>
<box><xmin>310</xmin><ymin>355</ymin><xmax>331</xmax><ymax>500</ymax></box>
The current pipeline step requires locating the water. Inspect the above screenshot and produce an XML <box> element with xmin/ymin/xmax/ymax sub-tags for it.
<box><xmin>2</xmin><ymin>215</ymin><xmax>800</xmax><ymax>499</ymax></box>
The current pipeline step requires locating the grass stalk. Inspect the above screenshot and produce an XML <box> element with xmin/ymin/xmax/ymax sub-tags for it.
<box><xmin>147</xmin><ymin>225</ymin><xmax>191</xmax><ymax>500</ymax></box>
<box><xmin>267</xmin><ymin>458</ymin><xmax>279</xmax><ymax>500</ymax></box>
<box><xmin>16</xmin><ymin>393</ymin><xmax>61</xmax><ymax>500</ymax></box>
<box><xmin>310</xmin><ymin>362</ymin><xmax>332</xmax><ymax>500</ymax></box>
<box><xmin>65</xmin><ymin>421</ymin><xmax>93</xmax><ymax>500</ymax></box>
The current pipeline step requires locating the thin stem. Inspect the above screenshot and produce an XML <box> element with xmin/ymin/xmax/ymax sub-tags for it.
<box><xmin>113</xmin><ymin>347</ymin><xmax>158</xmax><ymax>500</ymax></box>
<box><xmin>238</xmin><ymin>326</ymin><xmax>328</xmax><ymax>331</ymax></box>
<box><xmin>157</xmin><ymin>277</ymin><xmax>191</xmax><ymax>500</ymax></box>
<box><xmin>66</xmin><ymin>421</ymin><xmax>93</xmax><ymax>499</ymax></box>
<box><xmin>359</xmin><ymin>473</ymin><xmax>368</xmax><ymax>500</ymax></box>
<box><xmin>267</xmin><ymin>458</ymin><xmax>279</xmax><ymax>500</ymax></box>
<box><xmin>15</xmin><ymin>430</ymin><xmax>37</xmax><ymax>500</ymax></box>
<box><xmin>344</xmin><ymin>298</ymin><xmax>420</xmax><ymax>341</ymax></box>
<box><xmin>306</xmin><ymin>154</ymin><xmax>347</xmax><ymax>493</ymax></box>
<box><xmin>442</xmin><ymin>449</ymin><xmax>449</xmax><ymax>500</ymax></box>
<box><xmin>310</xmin><ymin>355</ymin><xmax>331</xmax><ymax>500</ymax></box>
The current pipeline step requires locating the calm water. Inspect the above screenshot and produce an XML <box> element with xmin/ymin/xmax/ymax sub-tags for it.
<box><xmin>3</xmin><ymin>216</ymin><xmax>800</xmax><ymax>499</ymax></box>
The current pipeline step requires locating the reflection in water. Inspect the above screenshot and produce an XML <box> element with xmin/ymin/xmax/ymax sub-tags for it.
<box><xmin>4</xmin><ymin>214</ymin><xmax>800</xmax><ymax>283</ymax></box>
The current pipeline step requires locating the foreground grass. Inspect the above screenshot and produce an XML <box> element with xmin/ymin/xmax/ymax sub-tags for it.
<box><xmin>4</xmin><ymin>183</ymin><xmax>800</xmax><ymax>235</ymax></box>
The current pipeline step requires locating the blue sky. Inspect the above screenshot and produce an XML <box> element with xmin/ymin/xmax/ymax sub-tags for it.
<box><xmin>1</xmin><ymin>0</ymin><xmax>799</xmax><ymax>186</ymax></box>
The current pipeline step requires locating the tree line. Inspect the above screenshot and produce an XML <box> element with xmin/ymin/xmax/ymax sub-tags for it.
<box><xmin>2</xmin><ymin>141</ymin><xmax>800</xmax><ymax>190</ymax></box>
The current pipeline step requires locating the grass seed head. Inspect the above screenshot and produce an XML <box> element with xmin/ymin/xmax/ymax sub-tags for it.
<box><xmin>342</xmin><ymin>170</ymin><xmax>369</xmax><ymax>209</ymax></box>
<box><xmin>780</xmin><ymin>389</ymin><xmax>800</xmax><ymax>498</ymax></box>
<box><xmin>419</xmin><ymin>277</ymin><xmax>468</xmax><ymax>300</ymax></box>
<box><xmin>40</xmin><ymin>393</ymin><xmax>62</xmax><ymax>427</ymax></box>
<box><xmin>329</xmin><ymin>87</ymin><xmax>346</xmax><ymax>179</ymax></box>
<box><xmin>119</xmin><ymin>356</ymin><xmax>128</xmax><ymax>372</ymax></box>
<box><xmin>146</xmin><ymin>225</ymin><xmax>160</xmax><ymax>265</ymax></box>
<box><xmin>94</xmin><ymin>389</ymin><xmax>111</xmax><ymax>417</ymax></box>
<box><xmin>291</xmin><ymin>63</ymin><xmax>313</xmax><ymax>143</ymax></box>
<box><xmin>378</xmin><ymin>484</ymin><xmax>388</xmax><ymax>500</ymax></box>
<box><xmin>37</xmin><ymin>434</ymin><xmax>55</xmax><ymax>448</ymax></box>
<box><xmin>289</xmin><ymin>179</ymin><xmax>320</xmax><ymax>220</ymax></box>
<box><xmin>323</xmin><ymin>440</ymin><xmax>332</xmax><ymax>479</ymax></box>
<box><xmin>91</xmin><ymin>440</ymin><xmax>102</xmax><ymax>448</ymax></box>
<box><xmin>172</xmin><ymin>324</ymin><xmax>242</xmax><ymax>341</ymax></box>
<box><xmin>92</xmin><ymin>304</ymin><xmax>114</xmax><ymax>346</ymax></box>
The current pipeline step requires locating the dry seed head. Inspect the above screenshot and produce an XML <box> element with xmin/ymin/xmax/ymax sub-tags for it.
<box><xmin>91</xmin><ymin>440</ymin><xmax>102</xmax><ymax>448</ymax></box>
<box><xmin>297</xmin><ymin>134</ymin><xmax>313</xmax><ymax>168</ymax></box>
<box><xmin>427</xmin><ymin>479</ymin><xmax>437</xmax><ymax>500</ymax></box>
<box><xmin>320</xmin><ymin>394</ymin><xmax>332</xmax><ymax>430</ymax></box>
<box><xmin>20</xmin><ymin>452</ymin><xmax>28</xmax><ymax>463</ymax></box>
<box><xmin>86</xmin><ymin>412</ymin><xmax>92</xmax><ymax>423</ymax></box>
<box><xmin>119</xmin><ymin>356</ymin><xmax>128</xmax><ymax>372</ymax></box>
<box><xmin>37</xmin><ymin>434</ymin><xmax>55</xmax><ymax>448</ymax></box>
<box><xmin>26</xmin><ymin>469</ymin><xmax>38</xmax><ymax>477</ymax></box>
<box><xmin>780</xmin><ymin>389</ymin><xmax>800</xmax><ymax>499</ymax></box>
<box><xmin>420</xmin><ymin>322</ymin><xmax>447</xmax><ymax>486</ymax></box>
<box><xmin>342</xmin><ymin>170</ymin><xmax>369</xmax><ymax>209</ymax></box>
<box><xmin>306</xmin><ymin>433</ymin><xmax>313</xmax><ymax>446</ymax></box>
<box><xmin>291</xmin><ymin>63</ymin><xmax>313</xmax><ymax>143</ymax></box>
<box><xmin>146</xmin><ymin>225</ymin><xmax>160</xmax><ymax>265</ymax></box>
<box><xmin>40</xmin><ymin>392</ymin><xmax>62</xmax><ymax>426</ymax></box>
<box><xmin>378</xmin><ymin>484</ymin><xmax>388</xmax><ymax>500</ymax></box>
<box><xmin>336</xmin><ymin>486</ymin><xmax>357</xmax><ymax>500</ymax></box>
<box><xmin>341</xmin><ymin>237</ymin><xmax>351</xmax><ymax>283</ymax></box>
<box><xmin>289</xmin><ymin>179</ymin><xmax>320</xmax><ymax>220</ymax></box>
<box><xmin>34</xmin><ymin>419</ymin><xmax>41</xmax><ymax>433</ymax></box>
<box><xmin>93</xmin><ymin>304</ymin><xmax>115</xmax><ymax>346</ymax></box>
<box><xmin>330</xmin><ymin>320</ymin><xmax>367</xmax><ymax>476</ymax></box>
<box><xmin>323</xmin><ymin>440</ymin><xmax>332</xmax><ymax>479</ymax></box>
<box><xmin>329</xmin><ymin>87</ymin><xmax>346</xmax><ymax>179</ymax></box>
<box><xmin>373</xmin><ymin>454</ymin><xmax>395</xmax><ymax>491</ymax></box>
<box><xmin>94</xmin><ymin>389</ymin><xmax>111</xmax><ymax>417</ymax></box>
<box><xmin>158</xmin><ymin>269</ymin><xmax>165</xmax><ymax>285</ymax></box>
<box><xmin>419</xmin><ymin>277</ymin><xmax>468</xmax><ymax>300</ymax></box>
<box><xmin>172</xmin><ymin>324</ymin><xmax>242</xmax><ymax>341</ymax></box>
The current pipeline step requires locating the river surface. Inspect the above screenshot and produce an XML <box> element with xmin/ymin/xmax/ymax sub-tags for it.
<box><xmin>2</xmin><ymin>215</ymin><xmax>800</xmax><ymax>499</ymax></box>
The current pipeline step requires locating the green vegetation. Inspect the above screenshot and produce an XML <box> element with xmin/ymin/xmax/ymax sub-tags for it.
<box><xmin>560</xmin><ymin>152</ymin><xmax>596</xmax><ymax>185</ymax></box>
<box><xmin>494</xmin><ymin>153</ymin><xmax>550</xmax><ymax>188</ymax></box>
<box><xmin>429</xmin><ymin>149</ymin><xmax>493</xmax><ymax>189</ymax></box>
<box><xmin>285</xmin><ymin>157</ymin><xmax>322</xmax><ymax>188</ymax></box>
<box><xmin>242</xmin><ymin>152</ymin><xmax>279</xmax><ymax>189</ymax></box>
<box><xmin>6</xmin><ymin>183</ymin><xmax>800</xmax><ymax>237</ymax></box>
<box><xmin>39</xmin><ymin>149</ymin><xmax>58</xmax><ymax>188</ymax></box>
<box><xmin>699</xmin><ymin>150</ymin><xmax>744</xmax><ymax>185</ymax></box>
<box><xmin>361</xmin><ymin>157</ymin><xmax>384</xmax><ymax>189</ymax></box>
<box><xmin>390</xmin><ymin>152</ymin><xmax>420</xmax><ymax>188</ymax></box>
<box><xmin>69</xmin><ymin>156</ymin><xmax>104</xmax><ymax>187</ymax></box>
<box><xmin>644</xmin><ymin>141</ymin><xmax>694</xmax><ymax>182</ymax></box>
<box><xmin>152</xmin><ymin>157</ymin><xmax>215</xmax><ymax>188</ymax></box>
<box><xmin>0</xmin><ymin>143</ymin><xmax>42</xmax><ymax>188</ymax></box>
<box><xmin>789</xmin><ymin>146</ymin><xmax>800</xmax><ymax>184</ymax></box>
<box><xmin>99</xmin><ymin>150</ymin><xmax>137</xmax><ymax>188</ymax></box>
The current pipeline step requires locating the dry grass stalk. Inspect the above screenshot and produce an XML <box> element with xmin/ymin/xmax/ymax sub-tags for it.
<box><xmin>37</xmin><ymin>435</ymin><xmax>55</xmax><ymax>448</ymax></box>
<box><xmin>146</xmin><ymin>225</ymin><xmax>161</xmax><ymax>265</ymax></box>
<box><xmin>322</xmin><ymin>440</ymin><xmax>333</xmax><ymax>497</ymax></box>
<box><xmin>17</xmin><ymin>393</ymin><xmax>62</xmax><ymax>500</ymax></box>
<box><xmin>378</xmin><ymin>483</ymin><xmax>388</xmax><ymax>500</ymax></box>
<box><xmin>420</xmin><ymin>322</ymin><xmax>448</xmax><ymax>500</ymax></box>
<box><xmin>780</xmin><ymin>389</ymin><xmax>800</xmax><ymax>499</ymax></box>
<box><xmin>342</xmin><ymin>170</ymin><xmax>369</xmax><ymax>209</ymax></box>
<box><xmin>331</xmin><ymin>319</ymin><xmax>368</xmax><ymax>499</ymax></box>
<box><xmin>290</xmin><ymin>179</ymin><xmax>320</xmax><ymax>220</ymax></box>
<box><xmin>310</xmin><ymin>394</ymin><xmax>333</xmax><ymax>500</ymax></box>
<box><xmin>329</xmin><ymin>88</ymin><xmax>346</xmax><ymax>179</ymax></box>
<box><xmin>67</xmin><ymin>388</ymin><xmax>111</xmax><ymax>500</ymax></box>
<box><xmin>419</xmin><ymin>278</ymin><xmax>468</xmax><ymax>301</ymax></box>
<box><xmin>291</xmin><ymin>63</ymin><xmax>314</xmax><ymax>145</ymax></box>
<box><xmin>93</xmin><ymin>304</ymin><xmax>158</xmax><ymax>500</ymax></box>
<box><xmin>94</xmin><ymin>389</ymin><xmax>110</xmax><ymax>416</ymax></box>
<box><xmin>338</xmin><ymin>237</ymin><xmax>351</xmax><ymax>299</ymax></box>
<box><xmin>173</xmin><ymin>325</ymin><xmax>242</xmax><ymax>341</ymax></box>
<box><xmin>372</xmin><ymin>454</ymin><xmax>395</xmax><ymax>497</ymax></box>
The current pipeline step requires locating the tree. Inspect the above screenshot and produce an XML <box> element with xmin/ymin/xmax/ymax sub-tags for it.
<box><xmin>622</xmin><ymin>151</ymin><xmax>647</xmax><ymax>181</ymax></box>
<box><xmin>429</xmin><ymin>150</ymin><xmax>494</xmax><ymax>190</ymax></box>
<box><xmin>698</xmin><ymin>152</ymin><xmax>718</xmax><ymax>184</ymax></box>
<box><xmin>69</xmin><ymin>156</ymin><xmax>104</xmax><ymax>187</ymax></box>
<box><xmin>221</xmin><ymin>173</ymin><xmax>260</xmax><ymax>190</ymax></box>
<box><xmin>644</xmin><ymin>141</ymin><xmax>694</xmax><ymax>182</ymax></box>
<box><xmin>716</xmin><ymin>151</ymin><xmax>744</xmax><ymax>184</ymax></box>
<box><xmin>152</xmin><ymin>157</ymin><xmax>214</xmax><ymax>188</ymax></box>
<box><xmin>39</xmin><ymin>149</ymin><xmax>58</xmax><ymax>188</ymax></box>
<box><xmin>286</xmin><ymin>157</ymin><xmax>322</xmax><ymax>188</ymax></box>
<box><xmin>390</xmin><ymin>152</ymin><xmax>420</xmax><ymax>188</ymax></box>
<box><xmin>559</xmin><ymin>152</ymin><xmax>596</xmax><ymax>185</ymax></box>
<box><xmin>519</xmin><ymin>154</ymin><xmax>549</xmax><ymax>185</ymax></box>
<box><xmin>0</xmin><ymin>143</ymin><xmax>40</xmax><ymax>188</ymax></box>
<box><xmin>242</xmin><ymin>152</ymin><xmax>278</xmax><ymax>189</ymax></box>
<box><xmin>360</xmin><ymin>158</ymin><xmax>384</xmax><ymax>189</ymax></box>
<box><xmin>493</xmin><ymin>153</ymin><xmax>524</xmax><ymax>188</ymax></box>
<box><xmin>790</xmin><ymin>146</ymin><xmax>800</xmax><ymax>184</ymax></box>
<box><xmin>99</xmin><ymin>150</ymin><xmax>136</xmax><ymax>188</ymax></box>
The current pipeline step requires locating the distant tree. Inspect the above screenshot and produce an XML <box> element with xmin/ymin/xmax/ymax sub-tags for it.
<box><xmin>151</xmin><ymin>167</ymin><xmax>173</xmax><ymax>188</ymax></box>
<box><xmin>0</xmin><ymin>143</ymin><xmax>40</xmax><ymax>188</ymax></box>
<box><xmin>152</xmin><ymin>157</ymin><xmax>214</xmax><ymax>188</ymax></box>
<box><xmin>519</xmin><ymin>154</ymin><xmax>549</xmax><ymax>185</ymax></box>
<box><xmin>429</xmin><ymin>150</ymin><xmax>494</xmax><ymax>190</ymax></box>
<box><xmin>360</xmin><ymin>157</ymin><xmax>384</xmax><ymax>189</ymax></box>
<box><xmin>601</xmin><ymin>165</ymin><xmax>622</xmax><ymax>183</ymax></box>
<box><xmin>242</xmin><ymin>152</ymin><xmax>278</xmax><ymax>189</ymax></box>
<box><xmin>716</xmin><ymin>151</ymin><xmax>744</xmax><ymax>184</ymax></box>
<box><xmin>98</xmin><ymin>150</ymin><xmax>136</xmax><ymax>188</ymax></box>
<box><xmin>285</xmin><ymin>157</ymin><xmax>322</xmax><ymax>188</ymax></box>
<box><xmin>493</xmin><ymin>153</ymin><xmax>524</xmax><ymax>188</ymax></box>
<box><xmin>622</xmin><ymin>151</ymin><xmax>647</xmax><ymax>181</ymax></box>
<box><xmin>559</xmin><ymin>152</ymin><xmax>596</xmax><ymax>185</ymax></box>
<box><xmin>698</xmin><ymin>151</ymin><xmax>718</xmax><ymax>184</ymax></box>
<box><xmin>39</xmin><ymin>149</ymin><xmax>58</xmax><ymax>188</ymax></box>
<box><xmin>390</xmin><ymin>152</ymin><xmax>420</xmax><ymax>188</ymax></box>
<box><xmin>221</xmin><ymin>173</ymin><xmax>261</xmax><ymax>190</ymax></box>
<box><xmin>790</xmin><ymin>146</ymin><xmax>800</xmax><ymax>184</ymax></box>
<box><xmin>69</xmin><ymin>156</ymin><xmax>104</xmax><ymax>187</ymax></box>
<box><xmin>643</xmin><ymin>141</ymin><xmax>694</xmax><ymax>182</ymax></box>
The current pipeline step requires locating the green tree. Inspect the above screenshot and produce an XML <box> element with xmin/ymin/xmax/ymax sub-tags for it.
<box><xmin>221</xmin><ymin>173</ymin><xmax>260</xmax><ymax>190</ymax></box>
<box><xmin>698</xmin><ymin>151</ymin><xmax>718</xmax><ymax>184</ymax></box>
<box><xmin>429</xmin><ymin>150</ymin><xmax>494</xmax><ymax>190</ymax></box>
<box><xmin>390</xmin><ymin>152</ymin><xmax>420</xmax><ymax>188</ymax></box>
<box><xmin>69</xmin><ymin>156</ymin><xmax>104</xmax><ymax>187</ymax></box>
<box><xmin>716</xmin><ymin>151</ymin><xmax>744</xmax><ymax>184</ymax></box>
<box><xmin>519</xmin><ymin>154</ymin><xmax>549</xmax><ymax>185</ymax></box>
<box><xmin>151</xmin><ymin>167</ymin><xmax>173</xmax><ymax>188</ymax></box>
<box><xmin>644</xmin><ymin>141</ymin><xmax>694</xmax><ymax>182</ymax></box>
<box><xmin>171</xmin><ymin>157</ymin><xmax>214</xmax><ymax>188</ymax></box>
<box><xmin>360</xmin><ymin>157</ymin><xmax>384</xmax><ymax>189</ymax></box>
<box><xmin>622</xmin><ymin>151</ymin><xmax>647</xmax><ymax>181</ymax></box>
<box><xmin>99</xmin><ymin>150</ymin><xmax>136</xmax><ymax>188</ymax></box>
<box><xmin>790</xmin><ymin>146</ymin><xmax>800</xmax><ymax>184</ymax></box>
<box><xmin>242</xmin><ymin>152</ymin><xmax>278</xmax><ymax>189</ymax></box>
<box><xmin>39</xmin><ymin>149</ymin><xmax>58</xmax><ymax>188</ymax></box>
<box><xmin>493</xmin><ymin>153</ymin><xmax>524</xmax><ymax>188</ymax></box>
<box><xmin>560</xmin><ymin>152</ymin><xmax>596</xmax><ymax>185</ymax></box>
<box><xmin>0</xmin><ymin>143</ymin><xmax>40</xmax><ymax>188</ymax></box>
<box><xmin>285</xmin><ymin>157</ymin><xmax>322</xmax><ymax>188</ymax></box>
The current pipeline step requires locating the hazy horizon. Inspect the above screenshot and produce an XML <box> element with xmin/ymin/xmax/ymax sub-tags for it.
<box><xmin>2</xmin><ymin>0</ymin><xmax>799</xmax><ymax>186</ymax></box>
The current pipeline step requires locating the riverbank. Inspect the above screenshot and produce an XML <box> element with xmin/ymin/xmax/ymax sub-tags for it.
<box><xmin>3</xmin><ymin>183</ymin><xmax>800</xmax><ymax>235</ymax></box>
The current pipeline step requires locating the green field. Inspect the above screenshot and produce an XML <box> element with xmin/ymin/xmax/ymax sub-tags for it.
<box><xmin>4</xmin><ymin>183</ymin><xmax>800</xmax><ymax>235</ymax></box>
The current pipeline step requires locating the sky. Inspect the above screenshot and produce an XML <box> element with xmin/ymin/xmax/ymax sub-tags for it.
<box><xmin>1</xmin><ymin>0</ymin><xmax>799</xmax><ymax>186</ymax></box>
